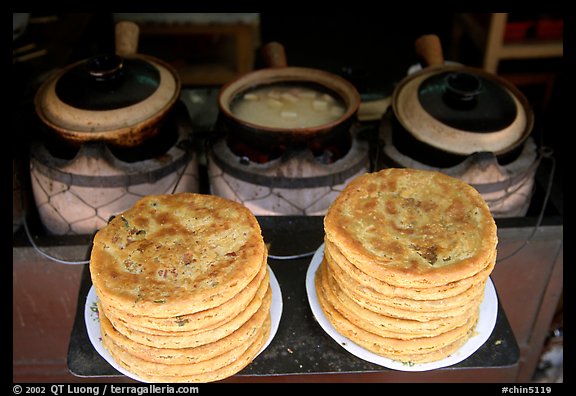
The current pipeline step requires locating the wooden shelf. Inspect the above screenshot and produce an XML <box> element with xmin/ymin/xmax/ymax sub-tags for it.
<box><xmin>452</xmin><ymin>13</ymin><xmax>563</xmax><ymax>73</ymax></box>
<box><xmin>495</xmin><ymin>40</ymin><xmax>563</xmax><ymax>60</ymax></box>
<box><xmin>137</xmin><ymin>21</ymin><xmax>260</xmax><ymax>86</ymax></box>
<box><xmin>176</xmin><ymin>62</ymin><xmax>239</xmax><ymax>86</ymax></box>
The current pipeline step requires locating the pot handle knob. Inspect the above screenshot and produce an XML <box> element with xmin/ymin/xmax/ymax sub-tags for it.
<box><xmin>88</xmin><ymin>54</ymin><xmax>124</xmax><ymax>81</ymax></box>
<box><xmin>115</xmin><ymin>20</ymin><xmax>139</xmax><ymax>57</ymax></box>
<box><xmin>443</xmin><ymin>72</ymin><xmax>482</xmax><ymax>109</ymax></box>
<box><xmin>414</xmin><ymin>34</ymin><xmax>444</xmax><ymax>67</ymax></box>
<box><xmin>261</xmin><ymin>41</ymin><xmax>288</xmax><ymax>68</ymax></box>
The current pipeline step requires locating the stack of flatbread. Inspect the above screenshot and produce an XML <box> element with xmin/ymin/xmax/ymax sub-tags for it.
<box><xmin>317</xmin><ymin>168</ymin><xmax>497</xmax><ymax>364</ymax></box>
<box><xmin>90</xmin><ymin>193</ymin><xmax>270</xmax><ymax>382</ymax></box>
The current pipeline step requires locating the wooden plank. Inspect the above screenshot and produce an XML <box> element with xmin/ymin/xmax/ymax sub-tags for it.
<box><xmin>498</xmin><ymin>41</ymin><xmax>564</xmax><ymax>59</ymax></box>
<box><xmin>13</xmin><ymin>246</ymin><xmax>86</xmax><ymax>382</ymax></box>
<box><xmin>491</xmin><ymin>225</ymin><xmax>563</xmax><ymax>382</ymax></box>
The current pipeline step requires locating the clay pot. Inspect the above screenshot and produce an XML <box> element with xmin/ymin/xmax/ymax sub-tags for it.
<box><xmin>217</xmin><ymin>42</ymin><xmax>360</xmax><ymax>155</ymax></box>
<box><xmin>389</xmin><ymin>35</ymin><xmax>533</xmax><ymax>167</ymax></box>
<box><xmin>34</xmin><ymin>21</ymin><xmax>181</xmax><ymax>149</ymax></box>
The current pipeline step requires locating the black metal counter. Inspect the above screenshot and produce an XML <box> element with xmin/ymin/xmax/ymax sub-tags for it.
<box><xmin>67</xmin><ymin>215</ymin><xmax>519</xmax><ymax>382</ymax></box>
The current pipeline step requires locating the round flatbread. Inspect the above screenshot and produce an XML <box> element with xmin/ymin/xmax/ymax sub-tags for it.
<box><xmin>318</xmin><ymin>259</ymin><xmax>481</xmax><ymax>337</ymax></box>
<box><xmin>324</xmin><ymin>168</ymin><xmax>497</xmax><ymax>288</ymax></box>
<box><xmin>90</xmin><ymin>193</ymin><xmax>266</xmax><ymax>318</ymax></box>
<box><xmin>102</xmin><ymin>284</ymin><xmax>271</xmax><ymax>349</ymax></box>
<box><xmin>324</xmin><ymin>238</ymin><xmax>495</xmax><ymax>301</ymax></box>
<box><xmin>100</xmin><ymin>289</ymin><xmax>271</xmax><ymax>365</ymax></box>
<box><xmin>325</xmin><ymin>247</ymin><xmax>488</xmax><ymax>313</ymax></box>
<box><xmin>99</xmin><ymin>260</ymin><xmax>269</xmax><ymax>334</ymax></box>
<box><xmin>316</xmin><ymin>264</ymin><xmax>479</xmax><ymax>363</ymax></box>
<box><xmin>102</xmin><ymin>316</ymin><xmax>270</xmax><ymax>383</ymax></box>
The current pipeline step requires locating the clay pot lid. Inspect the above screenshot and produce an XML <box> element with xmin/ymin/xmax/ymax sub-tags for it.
<box><xmin>34</xmin><ymin>21</ymin><xmax>180</xmax><ymax>144</ymax></box>
<box><xmin>393</xmin><ymin>65</ymin><xmax>532</xmax><ymax>156</ymax></box>
<box><xmin>55</xmin><ymin>54</ymin><xmax>161</xmax><ymax>111</ymax></box>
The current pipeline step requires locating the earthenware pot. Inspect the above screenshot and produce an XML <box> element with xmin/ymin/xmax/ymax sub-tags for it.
<box><xmin>389</xmin><ymin>35</ymin><xmax>533</xmax><ymax>167</ymax></box>
<box><xmin>217</xmin><ymin>42</ymin><xmax>361</xmax><ymax>153</ymax></box>
<box><xmin>34</xmin><ymin>21</ymin><xmax>181</xmax><ymax>148</ymax></box>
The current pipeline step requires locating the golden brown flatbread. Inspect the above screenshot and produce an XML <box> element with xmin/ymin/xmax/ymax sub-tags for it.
<box><xmin>102</xmin><ymin>282</ymin><xmax>271</xmax><ymax>349</ymax></box>
<box><xmin>325</xmin><ymin>245</ymin><xmax>488</xmax><ymax>313</ymax></box>
<box><xmin>316</xmin><ymin>264</ymin><xmax>479</xmax><ymax>363</ymax></box>
<box><xmin>90</xmin><ymin>192</ymin><xmax>271</xmax><ymax>382</ymax></box>
<box><xmin>99</xmin><ymin>259</ymin><xmax>269</xmax><ymax>334</ymax></box>
<box><xmin>324</xmin><ymin>168</ymin><xmax>497</xmax><ymax>288</ymax></box>
<box><xmin>102</xmin><ymin>315</ymin><xmax>270</xmax><ymax>382</ymax></box>
<box><xmin>316</xmin><ymin>168</ymin><xmax>496</xmax><ymax>364</ymax></box>
<box><xmin>100</xmin><ymin>289</ymin><xmax>271</xmax><ymax>365</ymax></box>
<box><xmin>318</xmin><ymin>259</ymin><xmax>481</xmax><ymax>338</ymax></box>
<box><xmin>324</xmin><ymin>238</ymin><xmax>495</xmax><ymax>301</ymax></box>
<box><xmin>90</xmin><ymin>193</ymin><xmax>267</xmax><ymax>318</ymax></box>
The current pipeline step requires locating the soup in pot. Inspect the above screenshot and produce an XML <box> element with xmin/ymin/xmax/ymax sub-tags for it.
<box><xmin>230</xmin><ymin>84</ymin><xmax>346</xmax><ymax>129</ymax></box>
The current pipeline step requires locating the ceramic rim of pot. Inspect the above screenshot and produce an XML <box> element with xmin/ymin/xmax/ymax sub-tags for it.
<box><xmin>218</xmin><ymin>66</ymin><xmax>361</xmax><ymax>138</ymax></box>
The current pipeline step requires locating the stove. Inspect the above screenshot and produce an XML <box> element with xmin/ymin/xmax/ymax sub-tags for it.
<box><xmin>208</xmin><ymin>127</ymin><xmax>370</xmax><ymax>216</ymax></box>
<box><xmin>28</xmin><ymin>103</ymin><xmax>199</xmax><ymax>235</ymax></box>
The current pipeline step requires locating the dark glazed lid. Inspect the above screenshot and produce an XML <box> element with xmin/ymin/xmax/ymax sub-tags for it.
<box><xmin>418</xmin><ymin>71</ymin><xmax>518</xmax><ymax>133</ymax></box>
<box><xmin>54</xmin><ymin>54</ymin><xmax>160</xmax><ymax>111</ymax></box>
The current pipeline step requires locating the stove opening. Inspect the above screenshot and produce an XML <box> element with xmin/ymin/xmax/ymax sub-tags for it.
<box><xmin>43</xmin><ymin>135</ymin><xmax>80</xmax><ymax>160</ymax></box>
<box><xmin>225</xmin><ymin>133</ymin><xmax>286</xmax><ymax>164</ymax></box>
<box><xmin>225</xmin><ymin>129</ymin><xmax>352</xmax><ymax>165</ymax></box>
<box><xmin>108</xmin><ymin>122</ymin><xmax>179</xmax><ymax>163</ymax></box>
<box><xmin>310</xmin><ymin>130</ymin><xmax>352</xmax><ymax>164</ymax></box>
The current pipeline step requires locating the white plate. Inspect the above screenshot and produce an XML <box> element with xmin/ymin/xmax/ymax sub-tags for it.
<box><xmin>85</xmin><ymin>266</ymin><xmax>283</xmax><ymax>382</ymax></box>
<box><xmin>305</xmin><ymin>244</ymin><xmax>498</xmax><ymax>372</ymax></box>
